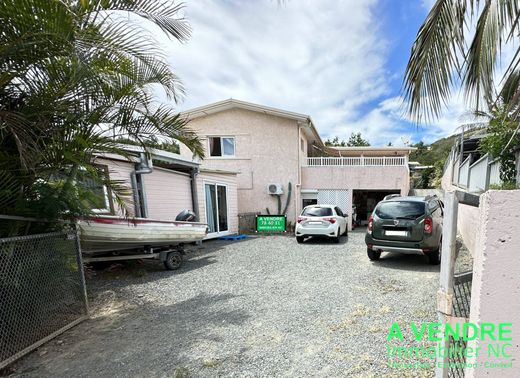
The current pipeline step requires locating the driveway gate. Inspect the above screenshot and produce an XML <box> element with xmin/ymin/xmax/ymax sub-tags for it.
<box><xmin>0</xmin><ymin>230</ymin><xmax>88</xmax><ymax>369</ymax></box>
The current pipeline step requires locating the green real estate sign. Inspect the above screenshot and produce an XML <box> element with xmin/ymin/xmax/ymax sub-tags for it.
<box><xmin>256</xmin><ymin>215</ymin><xmax>287</xmax><ymax>232</ymax></box>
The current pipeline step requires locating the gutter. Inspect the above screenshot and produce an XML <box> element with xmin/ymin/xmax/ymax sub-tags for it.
<box><xmin>131</xmin><ymin>152</ymin><xmax>153</xmax><ymax>218</ymax></box>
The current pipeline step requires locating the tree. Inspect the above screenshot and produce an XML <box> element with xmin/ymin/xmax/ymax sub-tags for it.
<box><xmin>477</xmin><ymin>71</ymin><xmax>520</xmax><ymax>185</ymax></box>
<box><xmin>403</xmin><ymin>1</ymin><xmax>520</xmax><ymax>122</ymax></box>
<box><xmin>324</xmin><ymin>136</ymin><xmax>346</xmax><ymax>147</ymax></box>
<box><xmin>346</xmin><ymin>132</ymin><xmax>370</xmax><ymax>147</ymax></box>
<box><xmin>0</xmin><ymin>0</ymin><xmax>203</xmax><ymax>235</ymax></box>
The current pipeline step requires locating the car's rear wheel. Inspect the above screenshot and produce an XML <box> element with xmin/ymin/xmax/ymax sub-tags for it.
<box><xmin>333</xmin><ymin>229</ymin><xmax>340</xmax><ymax>243</ymax></box>
<box><xmin>367</xmin><ymin>248</ymin><xmax>381</xmax><ymax>261</ymax></box>
<box><xmin>296</xmin><ymin>236</ymin><xmax>305</xmax><ymax>244</ymax></box>
<box><xmin>428</xmin><ymin>240</ymin><xmax>442</xmax><ymax>265</ymax></box>
<box><xmin>342</xmin><ymin>225</ymin><xmax>348</xmax><ymax>237</ymax></box>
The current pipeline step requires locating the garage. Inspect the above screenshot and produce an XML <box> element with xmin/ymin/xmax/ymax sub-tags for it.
<box><xmin>352</xmin><ymin>190</ymin><xmax>400</xmax><ymax>226</ymax></box>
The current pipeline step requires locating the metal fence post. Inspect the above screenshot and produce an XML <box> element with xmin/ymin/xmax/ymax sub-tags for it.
<box><xmin>74</xmin><ymin>229</ymin><xmax>89</xmax><ymax>315</ymax></box>
<box><xmin>436</xmin><ymin>191</ymin><xmax>459</xmax><ymax>378</ymax></box>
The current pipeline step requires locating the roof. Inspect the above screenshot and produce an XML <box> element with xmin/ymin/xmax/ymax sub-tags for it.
<box><xmin>109</xmin><ymin>144</ymin><xmax>200</xmax><ymax>169</ymax></box>
<box><xmin>200</xmin><ymin>167</ymin><xmax>239</xmax><ymax>175</ymax></box>
<box><xmin>181</xmin><ymin>98</ymin><xmax>312</xmax><ymax>122</ymax></box>
<box><xmin>181</xmin><ymin>99</ymin><xmax>325</xmax><ymax>146</ymax></box>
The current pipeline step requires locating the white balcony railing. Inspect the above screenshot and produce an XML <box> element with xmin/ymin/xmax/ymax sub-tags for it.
<box><xmin>458</xmin><ymin>156</ymin><xmax>471</xmax><ymax>188</ymax></box>
<box><xmin>305</xmin><ymin>156</ymin><xmax>406</xmax><ymax>167</ymax></box>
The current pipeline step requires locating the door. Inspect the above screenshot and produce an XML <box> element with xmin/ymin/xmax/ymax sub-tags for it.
<box><xmin>334</xmin><ymin>206</ymin><xmax>347</xmax><ymax>234</ymax></box>
<box><xmin>205</xmin><ymin>183</ymin><xmax>228</xmax><ymax>234</ymax></box>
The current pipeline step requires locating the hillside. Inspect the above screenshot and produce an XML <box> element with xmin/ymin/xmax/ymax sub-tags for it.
<box><xmin>409</xmin><ymin>134</ymin><xmax>458</xmax><ymax>167</ymax></box>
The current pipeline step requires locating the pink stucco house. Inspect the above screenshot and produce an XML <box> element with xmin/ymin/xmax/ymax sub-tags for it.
<box><xmin>180</xmin><ymin>99</ymin><xmax>413</xmax><ymax>231</ymax></box>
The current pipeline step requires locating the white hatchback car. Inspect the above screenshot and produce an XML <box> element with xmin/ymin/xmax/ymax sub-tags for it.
<box><xmin>295</xmin><ymin>204</ymin><xmax>348</xmax><ymax>243</ymax></box>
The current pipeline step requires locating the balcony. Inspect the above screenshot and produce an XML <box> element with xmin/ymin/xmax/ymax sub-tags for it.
<box><xmin>305</xmin><ymin>156</ymin><xmax>407</xmax><ymax>167</ymax></box>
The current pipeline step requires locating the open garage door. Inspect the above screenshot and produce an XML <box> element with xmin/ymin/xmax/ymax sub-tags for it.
<box><xmin>352</xmin><ymin>190</ymin><xmax>400</xmax><ymax>226</ymax></box>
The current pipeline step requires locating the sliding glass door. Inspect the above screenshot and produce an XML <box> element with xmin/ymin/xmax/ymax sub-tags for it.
<box><xmin>204</xmin><ymin>183</ymin><xmax>228</xmax><ymax>234</ymax></box>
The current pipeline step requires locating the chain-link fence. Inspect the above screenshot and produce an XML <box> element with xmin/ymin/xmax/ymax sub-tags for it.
<box><xmin>0</xmin><ymin>230</ymin><xmax>88</xmax><ymax>369</ymax></box>
<box><xmin>448</xmin><ymin>271</ymin><xmax>473</xmax><ymax>378</ymax></box>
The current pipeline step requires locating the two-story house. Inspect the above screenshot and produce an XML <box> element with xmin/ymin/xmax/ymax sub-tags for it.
<box><xmin>180</xmin><ymin>99</ymin><xmax>413</xmax><ymax>231</ymax></box>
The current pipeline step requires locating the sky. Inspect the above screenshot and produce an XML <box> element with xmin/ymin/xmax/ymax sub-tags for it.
<box><xmin>155</xmin><ymin>0</ymin><xmax>470</xmax><ymax>146</ymax></box>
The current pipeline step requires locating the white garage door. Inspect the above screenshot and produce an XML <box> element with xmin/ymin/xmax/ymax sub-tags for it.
<box><xmin>317</xmin><ymin>189</ymin><xmax>351</xmax><ymax>215</ymax></box>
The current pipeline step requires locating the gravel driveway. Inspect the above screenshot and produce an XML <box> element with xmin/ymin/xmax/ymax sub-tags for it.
<box><xmin>11</xmin><ymin>231</ymin><xmax>439</xmax><ymax>377</ymax></box>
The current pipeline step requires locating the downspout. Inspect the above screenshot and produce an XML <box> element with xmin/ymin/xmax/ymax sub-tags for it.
<box><xmin>131</xmin><ymin>152</ymin><xmax>153</xmax><ymax>218</ymax></box>
<box><xmin>190</xmin><ymin>167</ymin><xmax>200</xmax><ymax>218</ymax></box>
<box><xmin>296</xmin><ymin>122</ymin><xmax>304</xmax><ymax>223</ymax></box>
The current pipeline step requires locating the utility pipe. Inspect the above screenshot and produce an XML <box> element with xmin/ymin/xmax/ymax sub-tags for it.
<box><xmin>131</xmin><ymin>152</ymin><xmax>153</xmax><ymax>218</ymax></box>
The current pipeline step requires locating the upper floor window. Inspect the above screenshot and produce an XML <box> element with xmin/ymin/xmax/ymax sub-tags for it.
<box><xmin>209</xmin><ymin>136</ymin><xmax>235</xmax><ymax>157</ymax></box>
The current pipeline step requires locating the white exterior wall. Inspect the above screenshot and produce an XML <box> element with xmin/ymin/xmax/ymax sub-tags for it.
<box><xmin>197</xmin><ymin>171</ymin><xmax>239</xmax><ymax>236</ymax></box>
<box><xmin>466</xmin><ymin>190</ymin><xmax>520</xmax><ymax>377</ymax></box>
<box><xmin>143</xmin><ymin>167</ymin><xmax>193</xmax><ymax>220</ymax></box>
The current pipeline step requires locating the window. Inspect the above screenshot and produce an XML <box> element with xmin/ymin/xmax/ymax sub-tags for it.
<box><xmin>209</xmin><ymin>137</ymin><xmax>235</xmax><ymax>157</ymax></box>
<box><xmin>335</xmin><ymin>207</ymin><xmax>344</xmax><ymax>217</ymax></box>
<box><xmin>79</xmin><ymin>165</ymin><xmax>112</xmax><ymax>213</ymax></box>
<box><xmin>375</xmin><ymin>201</ymin><xmax>425</xmax><ymax>220</ymax></box>
<box><xmin>302</xmin><ymin>206</ymin><xmax>333</xmax><ymax>217</ymax></box>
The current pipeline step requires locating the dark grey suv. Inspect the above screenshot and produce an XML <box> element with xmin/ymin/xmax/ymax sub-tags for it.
<box><xmin>364</xmin><ymin>195</ymin><xmax>443</xmax><ymax>265</ymax></box>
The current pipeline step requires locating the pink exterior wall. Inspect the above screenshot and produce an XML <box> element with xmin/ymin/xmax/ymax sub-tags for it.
<box><xmin>197</xmin><ymin>171</ymin><xmax>239</xmax><ymax>236</ymax></box>
<box><xmin>143</xmin><ymin>167</ymin><xmax>192</xmax><ymax>220</ymax></box>
<box><xmin>180</xmin><ymin>108</ymin><xmax>301</xmax><ymax>225</ymax></box>
<box><xmin>302</xmin><ymin>166</ymin><xmax>410</xmax><ymax>229</ymax></box>
<box><xmin>466</xmin><ymin>190</ymin><xmax>520</xmax><ymax>377</ymax></box>
<box><xmin>301</xmin><ymin>166</ymin><xmax>410</xmax><ymax>193</ymax></box>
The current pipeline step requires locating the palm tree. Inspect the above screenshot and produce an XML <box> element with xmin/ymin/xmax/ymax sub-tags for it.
<box><xmin>403</xmin><ymin>0</ymin><xmax>520</xmax><ymax>122</ymax></box>
<box><xmin>0</xmin><ymin>0</ymin><xmax>203</xmax><ymax>234</ymax></box>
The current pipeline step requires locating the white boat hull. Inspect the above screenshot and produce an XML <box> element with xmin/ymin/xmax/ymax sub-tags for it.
<box><xmin>78</xmin><ymin>216</ymin><xmax>208</xmax><ymax>254</ymax></box>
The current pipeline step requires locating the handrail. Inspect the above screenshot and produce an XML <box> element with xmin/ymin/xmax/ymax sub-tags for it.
<box><xmin>305</xmin><ymin>156</ymin><xmax>406</xmax><ymax>167</ymax></box>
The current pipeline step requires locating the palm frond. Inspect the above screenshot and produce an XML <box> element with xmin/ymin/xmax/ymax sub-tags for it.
<box><xmin>403</xmin><ymin>0</ymin><xmax>467</xmax><ymax>122</ymax></box>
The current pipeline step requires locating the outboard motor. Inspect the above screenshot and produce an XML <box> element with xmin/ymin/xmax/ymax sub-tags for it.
<box><xmin>175</xmin><ymin>209</ymin><xmax>198</xmax><ymax>222</ymax></box>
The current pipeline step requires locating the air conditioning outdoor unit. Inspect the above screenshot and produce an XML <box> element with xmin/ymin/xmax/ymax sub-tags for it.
<box><xmin>267</xmin><ymin>183</ymin><xmax>283</xmax><ymax>195</ymax></box>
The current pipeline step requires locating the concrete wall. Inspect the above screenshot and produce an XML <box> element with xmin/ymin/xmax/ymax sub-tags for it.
<box><xmin>466</xmin><ymin>190</ymin><xmax>520</xmax><ymax>377</ymax></box>
<box><xmin>180</xmin><ymin>108</ymin><xmax>301</xmax><ymax>225</ymax></box>
<box><xmin>442</xmin><ymin>160</ymin><xmax>480</xmax><ymax>255</ymax></box>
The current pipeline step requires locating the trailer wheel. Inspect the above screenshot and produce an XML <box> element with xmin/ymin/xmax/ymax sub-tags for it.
<box><xmin>164</xmin><ymin>251</ymin><xmax>183</xmax><ymax>270</ymax></box>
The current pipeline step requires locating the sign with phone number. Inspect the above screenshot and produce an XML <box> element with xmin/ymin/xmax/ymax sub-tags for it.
<box><xmin>256</xmin><ymin>215</ymin><xmax>286</xmax><ymax>232</ymax></box>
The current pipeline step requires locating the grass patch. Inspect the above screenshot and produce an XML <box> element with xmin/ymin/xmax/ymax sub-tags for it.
<box><xmin>172</xmin><ymin>367</ymin><xmax>190</xmax><ymax>378</ymax></box>
<box><xmin>201</xmin><ymin>358</ymin><xmax>220</xmax><ymax>368</ymax></box>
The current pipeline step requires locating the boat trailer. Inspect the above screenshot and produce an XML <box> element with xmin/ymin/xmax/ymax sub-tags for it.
<box><xmin>82</xmin><ymin>246</ymin><xmax>185</xmax><ymax>270</ymax></box>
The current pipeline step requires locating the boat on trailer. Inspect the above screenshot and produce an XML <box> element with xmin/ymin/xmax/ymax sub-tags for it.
<box><xmin>77</xmin><ymin>215</ymin><xmax>208</xmax><ymax>270</ymax></box>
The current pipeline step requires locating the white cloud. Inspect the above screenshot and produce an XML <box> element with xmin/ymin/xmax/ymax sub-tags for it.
<box><xmin>149</xmin><ymin>0</ymin><xmax>468</xmax><ymax>146</ymax></box>
<box><xmin>158</xmin><ymin>1</ymin><xmax>397</xmax><ymax>139</ymax></box>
